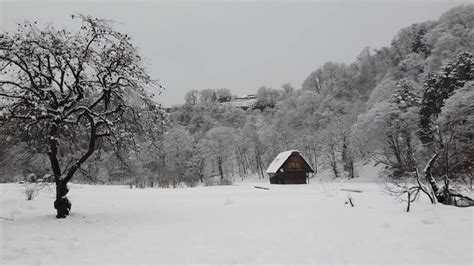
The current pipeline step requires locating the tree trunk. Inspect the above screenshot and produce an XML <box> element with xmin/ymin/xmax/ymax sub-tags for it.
<box><xmin>424</xmin><ymin>152</ymin><xmax>441</xmax><ymax>198</ymax></box>
<box><xmin>405</xmin><ymin>134</ymin><xmax>415</xmax><ymax>170</ymax></box>
<box><xmin>48</xmin><ymin>125</ymin><xmax>72</xmax><ymax>218</ymax></box>
<box><xmin>255</xmin><ymin>152</ymin><xmax>264</xmax><ymax>179</ymax></box>
<box><xmin>54</xmin><ymin>181</ymin><xmax>71</xmax><ymax>218</ymax></box>
<box><xmin>49</xmin><ymin>117</ymin><xmax>97</xmax><ymax>218</ymax></box>
<box><xmin>390</xmin><ymin>136</ymin><xmax>404</xmax><ymax>173</ymax></box>
<box><xmin>332</xmin><ymin>163</ymin><xmax>339</xmax><ymax>179</ymax></box>
<box><xmin>328</xmin><ymin>143</ymin><xmax>339</xmax><ymax>179</ymax></box>
<box><xmin>348</xmin><ymin>158</ymin><xmax>354</xmax><ymax>179</ymax></box>
<box><xmin>217</xmin><ymin>157</ymin><xmax>224</xmax><ymax>182</ymax></box>
<box><xmin>312</xmin><ymin>148</ymin><xmax>318</xmax><ymax>174</ymax></box>
<box><xmin>406</xmin><ymin>192</ymin><xmax>411</xmax><ymax>212</ymax></box>
<box><xmin>424</xmin><ymin>151</ymin><xmax>474</xmax><ymax>207</ymax></box>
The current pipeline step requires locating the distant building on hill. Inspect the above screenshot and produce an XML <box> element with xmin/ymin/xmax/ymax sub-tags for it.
<box><xmin>220</xmin><ymin>94</ymin><xmax>258</xmax><ymax>110</ymax></box>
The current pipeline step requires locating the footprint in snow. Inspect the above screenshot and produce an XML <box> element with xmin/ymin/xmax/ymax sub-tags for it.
<box><xmin>224</xmin><ymin>198</ymin><xmax>234</xmax><ymax>205</ymax></box>
<box><xmin>382</xmin><ymin>223</ymin><xmax>391</xmax><ymax>228</ymax></box>
<box><xmin>421</xmin><ymin>219</ymin><xmax>434</xmax><ymax>225</ymax></box>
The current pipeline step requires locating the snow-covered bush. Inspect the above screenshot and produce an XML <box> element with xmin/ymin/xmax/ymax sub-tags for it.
<box><xmin>204</xmin><ymin>178</ymin><xmax>215</xmax><ymax>187</ymax></box>
<box><xmin>23</xmin><ymin>180</ymin><xmax>52</xmax><ymax>200</ymax></box>
<box><xmin>24</xmin><ymin>185</ymin><xmax>37</xmax><ymax>201</ymax></box>
<box><xmin>221</xmin><ymin>178</ymin><xmax>233</xmax><ymax>186</ymax></box>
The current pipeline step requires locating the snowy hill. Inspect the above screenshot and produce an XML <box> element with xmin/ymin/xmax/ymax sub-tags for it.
<box><xmin>1</xmin><ymin>182</ymin><xmax>472</xmax><ymax>264</ymax></box>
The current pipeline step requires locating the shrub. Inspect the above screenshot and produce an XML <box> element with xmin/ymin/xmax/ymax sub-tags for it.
<box><xmin>24</xmin><ymin>186</ymin><xmax>37</xmax><ymax>200</ymax></box>
<box><xmin>23</xmin><ymin>179</ymin><xmax>52</xmax><ymax>200</ymax></box>
<box><xmin>221</xmin><ymin>178</ymin><xmax>233</xmax><ymax>186</ymax></box>
<box><xmin>24</xmin><ymin>183</ymin><xmax>40</xmax><ymax>200</ymax></box>
<box><xmin>204</xmin><ymin>178</ymin><xmax>214</xmax><ymax>187</ymax></box>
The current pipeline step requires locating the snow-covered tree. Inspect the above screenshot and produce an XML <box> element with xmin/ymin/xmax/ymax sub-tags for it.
<box><xmin>184</xmin><ymin>89</ymin><xmax>199</xmax><ymax>105</ymax></box>
<box><xmin>256</xmin><ymin>86</ymin><xmax>280</xmax><ymax>109</ymax></box>
<box><xmin>200</xmin><ymin>126</ymin><xmax>236</xmax><ymax>182</ymax></box>
<box><xmin>215</xmin><ymin>88</ymin><xmax>232</xmax><ymax>103</ymax></box>
<box><xmin>352</xmin><ymin>81</ymin><xmax>420</xmax><ymax>177</ymax></box>
<box><xmin>0</xmin><ymin>15</ymin><xmax>165</xmax><ymax>218</ymax></box>
<box><xmin>419</xmin><ymin>52</ymin><xmax>473</xmax><ymax>143</ymax></box>
<box><xmin>162</xmin><ymin>127</ymin><xmax>196</xmax><ymax>187</ymax></box>
<box><xmin>199</xmin><ymin>89</ymin><xmax>217</xmax><ymax>103</ymax></box>
<box><xmin>435</xmin><ymin>81</ymin><xmax>474</xmax><ymax>186</ymax></box>
<box><xmin>281</xmin><ymin>83</ymin><xmax>295</xmax><ymax>95</ymax></box>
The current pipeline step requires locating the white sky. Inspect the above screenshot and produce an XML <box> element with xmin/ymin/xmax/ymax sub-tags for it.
<box><xmin>1</xmin><ymin>0</ymin><xmax>471</xmax><ymax>106</ymax></box>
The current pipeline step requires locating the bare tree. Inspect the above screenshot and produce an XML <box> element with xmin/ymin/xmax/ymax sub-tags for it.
<box><xmin>421</xmin><ymin>127</ymin><xmax>474</xmax><ymax>207</ymax></box>
<box><xmin>184</xmin><ymin>89</ymin><xmax>199</xmax><ymax>105</ymax></box>
<box><xmin>385</xmin><ymin>152</ymin><xmax>435</xmax><ymax>212</ymax></box>
<box><xmin>0</xmin><ymin>15</ymin><xmax>165</xmax><ymax>218</ymax></box>
<box><xmin>281</xmin><ymin>83</ymin><xmax>295</xmax><ymax>95</ymax></box>
<box><xmin>200</xmin><ymin>126</ymin><xmax>236</xmax><ymax>183</ymax></box>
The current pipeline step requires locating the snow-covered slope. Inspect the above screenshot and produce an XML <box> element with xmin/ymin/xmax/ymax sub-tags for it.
<box><xmin>1</xmin><ymin>182</ymin><xmax>472</xmax><ymax>265</ymax></box>
<box><xmin>307</xmin><ymin>161</ymin><xmax>385</xmax><ymax>183</ymax></box>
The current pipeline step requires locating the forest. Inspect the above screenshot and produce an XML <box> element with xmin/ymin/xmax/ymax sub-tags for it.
<box><xmin>1</xmin><ymin>5</ymin><xmax>473</xmax><ymax>205</ymax></box>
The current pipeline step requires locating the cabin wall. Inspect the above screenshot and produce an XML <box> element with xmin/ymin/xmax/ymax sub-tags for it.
<box><xmin>270</xmin><ymin>172</ymin><xmax>307</xmax><ymax>184</ymax></box>
<box><xmin>283</xmin><ymin>154</ymin><xmax>308</xmax><ymax>172</ymax></box>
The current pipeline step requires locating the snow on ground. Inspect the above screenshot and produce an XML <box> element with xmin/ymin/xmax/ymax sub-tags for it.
<box><xmin>1</xmin><ymin>179</ymin><xmax>473</xmax><ymax>265</ymax></box>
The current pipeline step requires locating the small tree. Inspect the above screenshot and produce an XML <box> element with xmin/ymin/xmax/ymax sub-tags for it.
<box><xmin>437</xmin><ymin>82</ymin><xmax>474</xmax><ymax>187</ymax></box>
<box><xmin>162</xmin><ymin>127</ymin><xmax>197</xmax><ymax>187</ymax></box>
<box><xmin>256</xmin><ymin>86</ymin><xmax>280</xmax><ymax>109</ymax></box>
<box><xmin>0</xmin><ymin>15</ymin><xmax>165</xmax><ymax>218</ymax></box>
<box><xmin>281</xmin><ymin>83</ymin><xmax>295</xmax><ymax>95</ymax></box>
<box><xmin>184</xmin><ymin>89</ymin><xmax>199</xmax><ymax>105</ymax></box>
<box><xmin>200</xmin><ymin>126</ymin><xmax>236</xmax><ymax>183</ymax></box>
<box><xmin>352</xmin><ymin>80</ymin><xmax>420</xmax><ymax>177</ymax></box>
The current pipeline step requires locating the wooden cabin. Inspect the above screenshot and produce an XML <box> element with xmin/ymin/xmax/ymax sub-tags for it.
<box><xmin>266</xmin><ymin>150</ymin><xmax>314</xmax><ymax>184</ymax></box>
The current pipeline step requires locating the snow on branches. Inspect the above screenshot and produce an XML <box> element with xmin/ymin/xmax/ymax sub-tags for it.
<box><xmin>0</xmin><ymin>14</ymin><xmax>166</xmax><ymax>218</ymax></box>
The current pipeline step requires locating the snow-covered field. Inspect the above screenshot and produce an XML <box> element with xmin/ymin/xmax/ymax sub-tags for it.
<box><xmin>1</xmin><ymin>180</ymin><xmax>472</xmax><ymax>265</ymax></box>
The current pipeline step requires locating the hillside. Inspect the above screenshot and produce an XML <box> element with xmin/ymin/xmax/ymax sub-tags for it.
<box><xmin>1</xmin><ymin>5</ymin><xmax>472</xmax><ymax>187</ymax></box>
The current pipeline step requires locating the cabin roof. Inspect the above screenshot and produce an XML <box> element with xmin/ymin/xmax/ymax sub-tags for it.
<box><xmin>265</xmin><ymin>150</ymin><xmax>314</xmax><ymax>174</ymax></box>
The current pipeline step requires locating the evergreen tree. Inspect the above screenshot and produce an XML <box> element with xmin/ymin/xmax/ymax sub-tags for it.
<box><xmin>419</xmin><ymin>52</ymin><xmax>473</xmax><ymax>143</ymax></box>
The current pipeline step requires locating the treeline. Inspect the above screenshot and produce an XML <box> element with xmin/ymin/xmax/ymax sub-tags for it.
<box><xmin>159</xmin><ymin>5</ymin><xmax>473</xmax><ymax>186</ymax></box>
<box><xmin>0</xmin><ymin>5</ymin><xmax>472</xmax><ymax>189</ymax></box>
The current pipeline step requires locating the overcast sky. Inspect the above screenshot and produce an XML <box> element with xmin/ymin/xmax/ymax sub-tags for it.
<box><xmin>1</xmin><ymin>0</ymin><xmax>471</xmax><ymax>106</ymax></box>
